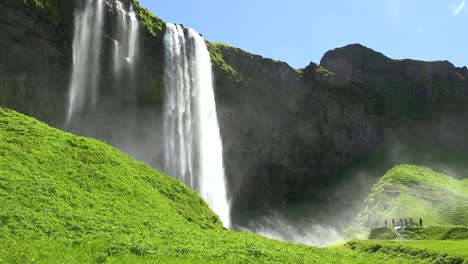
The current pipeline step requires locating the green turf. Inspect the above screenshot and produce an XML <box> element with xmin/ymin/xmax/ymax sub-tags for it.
<box><xmin>347</xmin><ymin>240</ymin><xmax>468</xmax><ymax>263</ymax></box>
<box><xmin>403</xmin><ymin>226</ymin><xmax>468</xmax><ymax>240</ymax></box>
<box><xmin>356</xmin><ymin>165</ymin><xmax>468</xmax><ymax>227</ymax></box>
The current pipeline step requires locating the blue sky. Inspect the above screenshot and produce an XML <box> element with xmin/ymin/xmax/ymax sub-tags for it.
<box><xmin>139</xmin><ymin>0</ymin><xmax>468</xmax><ymax>69</ymax></box>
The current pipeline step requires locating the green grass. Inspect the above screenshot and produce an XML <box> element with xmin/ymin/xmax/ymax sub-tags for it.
<box><xmin>356</xmin><ymin>165</ymin><xmax>468</xmax><ymax>227</ymax></box>
<box><xmin>347</xmin><ymin>240</ymin><xmax>468</xmax><ymax>263</ymax></box>
<box><xmin>403</xmin><ymin>226</ymin><xmax>468</xmax><ymax>240</ymax></box>
<box><xmin>2</xmin><ymin>108</ymin><xmax>435</xmax><ymax>263</ymax></box>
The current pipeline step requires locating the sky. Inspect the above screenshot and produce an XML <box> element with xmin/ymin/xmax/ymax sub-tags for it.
<box><xmin>139</xmin><ymin>0</ymin><xmax>468</xmax><ymax>69</ymax></box>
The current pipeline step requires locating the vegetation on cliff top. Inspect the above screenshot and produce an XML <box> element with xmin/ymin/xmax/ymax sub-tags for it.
<box><xmin>208</xmin><ymin>42</ymin><xmax>299</xmax><ymax>114</ymax></box>
<box><xmin>208</xmin><ymin>42</ymin><xmax>241</xmax><ymax>79</ymax></box>
<box><xmin>19</xmin><ymin>0</ymin><xmax>73</xmax><ymax>27</ymax></box>
<box><xmin>131</xmin><ymin>0</ymin><xmax>165</xmax><ymax>36</ymax></box>
<box><xmin>356</xmin><ymin>165</ymin><xmax>468</xmax><ymax>227</ymax></box>
<box><xmin>20</xmin><ymin>0</ymin><xmax>165</xmax><ymax>36</ymax></box>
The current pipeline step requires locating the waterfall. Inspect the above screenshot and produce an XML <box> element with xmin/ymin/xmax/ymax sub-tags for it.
<box><xmin>67</xmin><ymin>0</ymin><xmax>104</xmax><ymax>123</ymax></box>
<box><xmin>113</xmin><ymin>0</ymin><xmax>127</xmax><ymax>77</ymax></box>
<box><xmin>163</xmin><ymin>23</ymin><xmax>231</xmax><ymax>228</ymax></box>
<box><xmin>127</xmin><ymin>6</ymin><xmax>139</xmax><ymax>65</ymax></box>
<box><xmin>113</xmin><ymin>1</ymin><xmax>139</xmax><ymax>79</ymax></box>
<box><xmin>112</xmin><ymin>40</ymin><xmax>121</xmax><ymax>76</ymax></box>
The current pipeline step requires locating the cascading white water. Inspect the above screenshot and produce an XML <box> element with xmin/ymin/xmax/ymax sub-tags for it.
<box><xmin>163</xmin><ymin>23</ymin><xmax>231</xmax><ymax>228</ymax></box>
<box><xmin>113</xmin><ymin>0</ymin><xmax>127</xmax><ymax>77</ymax></box>
<box><xmin>67</xmin><ymin>0</ymin><xmax>104</xmax><ymax>123</ymax></box>
<box><xmin>112</xmin><ymin>1</ymin><xmax>139</xmax><ymax>77</ymax></box>
<box><xmin>115</xmin><ymin>1</ymin><xmax>127</xmax><ymax>28</ymax></box>
<box><xmin>127</xmin><ymin>6</ymin><xmax>139</xmax><ymax>64</ymax></box>
<box><xmin>112</xmin><ymin>39</ymin><xmax>121</xmax><ymax>76</ymax></box>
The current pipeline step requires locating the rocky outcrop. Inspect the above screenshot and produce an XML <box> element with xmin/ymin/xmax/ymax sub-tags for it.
<box><xmin>1</xmin><ymin>2</ymin><xmax>467</xmax><ymax>211</ymax></box>
<box><xmin>321</xmin><ymin>44</ymin><xmax>468</xmax><ymax>120</ymax></box>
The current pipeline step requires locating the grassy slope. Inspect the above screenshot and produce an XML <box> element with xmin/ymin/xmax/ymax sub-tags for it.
<box><xmin>356</xmin><ymin>165</ymin><xmax>468</xmax><ymax>227</ymax></box>
<box><xmin>1</xmin><ymin>108</ymin><xmax>426</xmax><ymax>263</ymax></box>
<box><xmin>345</xmin><ymin>240</ymin><xmax>468</xmax><ymax>263</ymax></box>
<box><xmin>403</xmin><ymin>226</ymin><xmax>468</xmax><ymax>240</ymax></box>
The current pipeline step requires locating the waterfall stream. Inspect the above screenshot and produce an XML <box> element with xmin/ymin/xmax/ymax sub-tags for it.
<box><xmin>67</xmin><ymin>0</ymin><xmax>104</xmax><ymax>123</ymax></box>
<box><xmin>67</xmin><ymin>0</ymin><xmax>139</xmax><ymax>123</ymax></box>
<box><xmin>163</xmin><ymin>23</ymin><xmax>231</xmax><ymax>228</ymax></box>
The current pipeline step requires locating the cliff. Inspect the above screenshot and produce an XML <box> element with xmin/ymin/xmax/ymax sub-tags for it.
<box><xmin>1</xmin><ymin>0</ymin><xmax>468</xmax><ymax>211</ymax></box>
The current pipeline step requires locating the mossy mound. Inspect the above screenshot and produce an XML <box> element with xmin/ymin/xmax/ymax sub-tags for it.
<box><xmin>356</xmin><ymin>165</ymin><xmax>468</xmax><ymax>227</ymax></box>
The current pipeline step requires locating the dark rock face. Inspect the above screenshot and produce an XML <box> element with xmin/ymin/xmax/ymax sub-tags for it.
<box><xmin>212</xmin><ymin>44</ymin><xmax>379</xmax><ymax>209</ymax></box>
<box><xmin>320</xmin><ymin>44</ymin><xmax>468</xmax><ymax>120</ymax></box>
<box><xmin>1</xmin><ymin>2</ymin><xmax>467</xmax><ymax>211</ymax></box>
<box><xmin>0</xmin><ymin>0</ymin><xmax>72</xmax><ymax>124</ymax></box>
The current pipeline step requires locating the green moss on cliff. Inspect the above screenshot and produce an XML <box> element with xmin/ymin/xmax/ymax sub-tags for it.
<box><xmin>208</xmin><ymin>43</ymin><xmax>239</xmax><ymax>79</ymax></box>
<box><xmin>316</xmin><ymin>65</ymin><xmax>336</xmax><ymax>80</ymax></box>
<box><xmin>208</xmin><ymin>42</ymin><xmax>299</xmax><ymax>114</ymax></box>
<box><xmin>0</xmin><ymin>74</ymin><xmax>63</xmax><ymax>123</ymax></box>
<box><xmin>137</xmin><ymin>78</ymin><xmax>164</xmax><ymax>104</ymax></box>
<box><xmin>132</xmin><ymin>1</ymin><xmax>165</xmax><ymax>36</ymax></box>
<box><xmin>22</xmin><ymin>0</ymin><xmax>166</xmax><ymax>37</ymax></box>
<box><xmin>20</xmin><ymin>0</ymin><xmax>69</xmax><ymax>27</ymax></box>
<box><xmin>370</xmin><ymin>75</ymin><xmax>466</xmax><ymax>121</ymax></box>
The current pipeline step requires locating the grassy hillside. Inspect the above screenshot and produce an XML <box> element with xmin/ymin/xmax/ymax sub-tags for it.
<box><xmin>346</xmin><ymin>240</ymin><xmax>468</xmax><ymax>263</ymax></box>
<box><xmin>403</xmin><ymin>226</ymin><xmax>468</xmax><ymax>240</ymax></box>
<box><xmin>2</xmin><ymin>108</ymin><xmax>432</xmax><ymax>263</ymax></box>
<box><xmin>356</xmin><ymin>165</ymin><xmax>468</xmax><ymax>227</ymax></box>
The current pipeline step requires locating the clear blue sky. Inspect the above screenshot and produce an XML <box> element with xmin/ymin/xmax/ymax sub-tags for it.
<box><xmin>139</xmin><ymin>0</ymin><xmax>468</xmax><ymax>69</ymax></box>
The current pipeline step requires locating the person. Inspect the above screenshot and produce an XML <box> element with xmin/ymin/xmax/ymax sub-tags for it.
<box><xmin>410</xmin><ymin>218</ymin><xmax>413</xmax><ymax>226</ymax></box>
<box><xmin>404</xmin><ymin>218</ymin><xmax>408</xmax><ymax>226</ymax></box>
<box><xmin>400</xmin><ymin>218</ymin><xmax>403</xmax><ymax>227</ymax></box>
<box><xmin>392</xmin><ymin>218</ymin><xmax>395</xmax><ymax>226</ymax></box>
<box><xmin>385</xmin><ymin>219</ymin><xmax>387</xmax><ymax>227</ymax></box>
<box><xmin>419</xmin><ymin>218</ymin><xmax>423</xmax><ymax>227</ymax></box>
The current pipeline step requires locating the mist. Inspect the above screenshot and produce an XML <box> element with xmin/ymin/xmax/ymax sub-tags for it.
<box><xmin>237</xmin><ymin>212</ymin><xmax>342</xmax><ymax>247</ymax></box>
